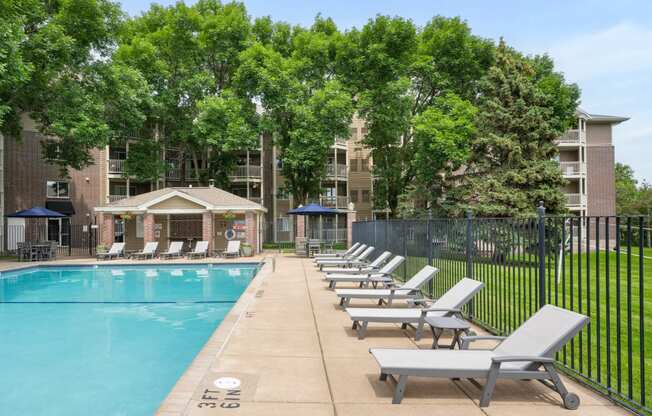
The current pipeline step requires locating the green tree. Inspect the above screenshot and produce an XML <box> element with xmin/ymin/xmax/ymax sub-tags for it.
<box><xmin>453</xmin><ymin>41</ymin><xmax>577</xmax><ymax>217</ymax></box>
<box><xmin>235</xmin><ymin>19</ymin><xmax>354</xmax><ymax>205</ymax></box>
<box><xmin>341</xmin><ymin>16</ymin><xmax>493</xmax><ymax>216</ymax></box>
<box><xmin>615</xmin><ymin>162</ymin><xmax>646</xmax><ymax>215</ymax></box>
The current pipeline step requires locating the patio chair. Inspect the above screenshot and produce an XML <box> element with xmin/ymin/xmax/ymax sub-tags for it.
<box><xmin>316</xmin><ymin>246</ymin><xmax>375</xmax><ymax>270</ymax></box>
<box><xmin>321</xmin><ymin>251</ymin><xmax>392</xmax><ymax>274</ymax></box>
<box><xmin>96</xmin><ymin>242</ymin><xmax>125</xmax><ymax>260</ymax></box>
<box><xmin>370</xmin><ymin>304</ymin><xmax>588</xmax><ymax>409</ymax></box>
<box><xmin>132</xmin><ymin>242</ymin><xmax>158</xmax><ymax>260</ymax></box>
<box><xmin>313</xmin><ymin>242</ymin><xmax>360</xmax><ymax>259</ymax></box>
<box><xmin>325</xmin><ymin>255</ymin><xmax>405</xmax><ymax>289</ymax></box>
<box><xmin>220</xmin><ymin>240</ymin><xmax>241</xmax><ymax>258</ymax></box>
<box><xmin>346</xmin><ymin>277</ymin><xmax>484</xmax><ymax>339</ymax></box>
<box><xmin>313</xmin><ymin>243</ymin><xmax>366</xmax><ymax>264</ymax></box>
<box><xmin>335</xmin><ymin>265</ymin><xmax>437</xmax><ymax>307</ymax></box>
<box><xmin>187</xmin><ymin>241</ymin><xmax>209</xmax><ymax>259</ymax></box>
<box><xmin>160</xmin><ymin>241</ymin><xmax>184</xmax><ymax>259</ymax></box>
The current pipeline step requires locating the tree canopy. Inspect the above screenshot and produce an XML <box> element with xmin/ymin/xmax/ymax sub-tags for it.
<box><xmin>1</xmin><ymin>2</ymin><xmax>581</xmax><ymax>216</ymax></box>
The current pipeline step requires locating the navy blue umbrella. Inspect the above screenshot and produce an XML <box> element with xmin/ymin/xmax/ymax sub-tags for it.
<box><xmin>6</xmin><ymin>206</ymin><xmax>66</xmax><ymax>218</ymax></box>
<box><xmin>287</xmin><ymin>203</ymin><xmax>337</xmax><ymax>216</ymax></box>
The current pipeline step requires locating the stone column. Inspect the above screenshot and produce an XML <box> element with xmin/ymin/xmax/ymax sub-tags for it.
<box><xmin>99</xmin><ymin>213</ymin><xmax>114</xmax><ymax>247</ymax></box>
<box><xmin>296</xmin><ymin>215</ymin><xmax>305</xmax><ymax>239</ymax></box>
<box><xmin>202</xmin><ymin>212</ymin><xmax>214</xmax><ymax>251</ymax></box>
<box><xmin>245</xmin><ymin>212</ymin><xmax>258</xmax><ymax>253</ymax></box>
<box><xmin>143</xmin><ymin>213</ymin><xmax>155</xmax><ymax>243</ymax></box>
<box><xmin>346</xmin><ymin>210</ymin><xmax>357</xmax><ymax>248</ymax></box>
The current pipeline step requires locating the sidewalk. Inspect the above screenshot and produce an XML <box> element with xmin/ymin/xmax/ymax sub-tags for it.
<box><xmin>164</xmin><ymin>254</ymin><xmax>630</xmax><ymax>416</ymax></box>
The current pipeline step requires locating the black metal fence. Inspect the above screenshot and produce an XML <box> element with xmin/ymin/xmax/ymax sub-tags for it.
<box><xmin>352</xmin><ymin>208</ymin><xmax>650</xmax><ymax>414</ymax></box>
<box><xmin>3</xmin><ymin>223</ymin><xmax>97</xmax><ymax>257</ymax></box>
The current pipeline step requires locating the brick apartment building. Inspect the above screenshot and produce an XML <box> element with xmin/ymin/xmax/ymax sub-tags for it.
<box><xmin>0</xmin><ymin>109</ymin><xmax>627</xmax><ymax>250</ymax></box>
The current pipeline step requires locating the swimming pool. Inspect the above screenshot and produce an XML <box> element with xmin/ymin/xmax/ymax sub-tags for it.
<box><xmin>0</xmin><ymin>263</ymin><xmax>258</xmax><ymax>415</ymax></box>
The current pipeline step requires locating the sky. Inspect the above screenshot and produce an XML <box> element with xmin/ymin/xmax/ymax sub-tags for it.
<box><xmin>119</xmin><ymin>0</ymin><xmax>652</xmax><ymax>183</ymax></box>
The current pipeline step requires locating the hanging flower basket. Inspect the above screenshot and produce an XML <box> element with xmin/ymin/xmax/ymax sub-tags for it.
<box><xmin>119</xmin><ymin>213</ymin><xmax>133</xmax><ymax>221</ymax></box>
<box><xmin>223</xmin><ymin>211</ymin><xmax>236</xmax><ymax>221</ymax></box>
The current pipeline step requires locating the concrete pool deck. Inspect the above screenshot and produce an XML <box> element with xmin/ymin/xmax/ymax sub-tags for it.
<box><xmin>153</xmin><ymin>254</ymin><xmax>629</xmax><ymax>416</ymax></box>
<box><xmin>0</xmin><ymin>254</ymin><xmax>631</xmax><ymax>415</ymax></box>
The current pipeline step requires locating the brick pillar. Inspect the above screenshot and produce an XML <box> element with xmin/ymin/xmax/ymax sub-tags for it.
<box><xmin>296</xmin><ymin>215</ymin><xmax>305</xmax><ymax>239</ymax></box>
<box><xmin>100</xmin><ymin>213</ymin><xmax>114</xmax><ymax>247</ymax></box>
<box><xmin>202</xmin><ymin>212</ymin><xmax>214</xmax><ymax>251</ymax></box>
<box><xmin>245</xmin><ymin>212</ymin><xmax>258</xmax><ymax>253</ymax></box>
<box><xmin>347</xmin><ymin>210</ymin><xmax>357</xmax><ymax>248</ymax></box>
<box><xmin>143</xmin><ymin>213</ymin><xmax>155</xmax><ymax>243</ymax></box>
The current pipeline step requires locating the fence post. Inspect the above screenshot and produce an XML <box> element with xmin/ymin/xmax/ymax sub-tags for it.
<box><xmin>427</xmin><ymin>209</ymin><xmax>433</xmax><ymax>265</ymax></box>
<box><xmin>466</xmin><ymin>210</ymin><xmax>475</xmax><ymax>318</ymax></box>
<box><xmin>402</xmin><ymin>219</ymin><xmax>408</xmax><ymax>280</ymax></box>
<box><xmin>537</xmin><ymin>201</ymin><xmax>546</xmax><ymax>308</ymax></box>
<box><xmin>465</xmin><ymin>210</ymin><xmax>474</xmax><ymax>279</ymax></box>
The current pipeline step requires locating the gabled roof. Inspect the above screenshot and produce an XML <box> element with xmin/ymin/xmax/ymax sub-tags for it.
<box><xmin>94</xmin><ymin>187</ymin><xmax>266</xmax><ymax>213</ymax></box>
<box><xmin>577</xmin><ymin>107</ymin><xmax>629</xmax><ymax>124</ymax></box>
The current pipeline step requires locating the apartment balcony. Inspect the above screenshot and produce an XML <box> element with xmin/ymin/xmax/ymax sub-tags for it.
<box><xmin>307</xmin><ymin>227</ymin><xmax>348</xmax><ymax>241</ymax></box>
<box><xmin>230</xmin><ymin>165</ymin><xmax>262</xmax><ymax>181</ymax></box>
<box><xmin>108</xmin><ymin>159</ymin><xmax>126</xmax><ymax>174</ymax></box>
<box><xmin>565</xmin><ymin>193</ymin><xmax>586</xmax><ymax>208</ymax></box>
<box><xmin>317</xmin><ymin>195</ymin><xmax>350</xmax><ymax>209</ymax></box>
<box><xmin>560</xmin><ymin>161</ymin><xmax>585</xmax><ymax>178</ymax></box>
<box><xmin>324</xmin><ymin>164</ymin><xmax>348</xmax><ymax>180</ymax></box>
<box><xmin>333</xmin><ymin>137</ymin><xmax>347</xmax><ymax>147</ymax></box>
<box><xmin>556</xmin><ymin>129</ymin><xmax>584</xmax><ymax>147</ymax></box>
<box><xmin>108</xmin><ymin>194</ymin><xmax>127</xmax><ymax>203</ymax></box>
<box><xmin>166</xmin><ymin>166</ymin><xmax>181</xmax><ymax>181</ymax></box>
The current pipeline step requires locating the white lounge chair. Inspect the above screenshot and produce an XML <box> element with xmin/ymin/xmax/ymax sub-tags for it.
<box><xmin>221</xmin><ymin>240</ymin><xmax>241</xmax><ymax>258</ymax></box>
<box><xmin>335</xmin><ymin>265</ymin><xmax>437</xmax><ymax>307</ymax></box>
<box><xmin>316</xmin><ymin>246</ymin><xmax>375</xmax><ymax>270</ymax></box>
<box><xmin>347</xmin><ymin>277</ymin><xmax>484</xmax><ymax>339</ymax></box>
<box><xmin>321</xmin><ymin>251</ymin><xmax>392</xmax><ymax>274</ymax></box>
<box><xmin>314</xmin><ymin>244</ymin><xmax>367</xmax><ymax>265</ymax></box>
<box><xmin>132</xmin><ymin>242</ymin><xmax>158</xmax><ymax>259</ymax></box>
<box><xmin>160</xmin><ymin>241</ymin><xmax>184</xmax><ymax>259</ymax></box>
<box><xmin>96</xmin><ymin>242</ymin><xmax>125</xmax><ymax>260</ymax></box>
<box><xmin>325</xmin><ymin>255</ymin><xmax>405</xmax><ymax>289</ymax></box>
<box><xmin>187</xmin><ymin>241</ymin><xmax>209</xmax><ymax>259</ymax></box>
<box><xmin>370</xmin><ymin>304</ymin><xmax>588</xmax><ymax>408</ymax></box>
<box><xmin>313</xmin><ymin>242</ymin><xmax>360</xmax><ymax>259</ymax></box>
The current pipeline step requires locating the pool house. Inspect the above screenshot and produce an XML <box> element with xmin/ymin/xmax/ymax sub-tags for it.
<box><xmin>94</xmin><ymin>185</ymin><xmax>266</xmax><ymax>254</ymax></box>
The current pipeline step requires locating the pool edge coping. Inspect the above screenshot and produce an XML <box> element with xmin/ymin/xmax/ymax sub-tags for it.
<box><xmin>155</xmin><ymin>257</ymin><xmax>274</xmax><ymax>415</ymax></box>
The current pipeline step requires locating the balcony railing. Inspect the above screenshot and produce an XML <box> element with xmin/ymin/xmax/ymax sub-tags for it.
<box><xmin>560</xmin><ymin>161</ymin><xmax>584</xmax><ymax>177</ymax></box>
<box><xmin>230</xmin><ymin>165</ymin><xmax>262</xmax><ymax>180</ymax></box>
<box><xmin>108</xmin><ymin>159</ymin><xmax>125</xmax><ymax>174</ymax></box>
<box><xmin>565</xmin><ymin>193</ymin><xmax>585</xmax><ymax>207</ymax></box>
<box><xmin>325</xmin><ymin>164</ymin><xmax>348</xmax><ymax>179</ymax></box>
<box><xmin>307</xmin><ymin>228</ymin><xmax>348</xmax><ymax>241</ymax></box>
<box><xmin>334</xmin><ymin>137</ymin><xmax>347</xmax><ymax>147</ymax></box>
<box><xmin>248</xmin><ymin>196</ymin><xmax>262</xmax><ymax>204</ymax></box>
<box><xmin>318</xmin><ymin>195</ymin><xmax>350</xmax><ymax>209</ymax></box>
<box><xmin>166</xmin><ymin>167</ymin><xmax>181</xmax><ymax>181</ymax></box>
<box><xmin>108</xmin><ymin>194</ymin><xmax>127</xmax><ymax>203</ymax></box>
<box><xmin>557</xmin><ymin>129</ymin><xmax>582</xmax><ymax>145</ymax></box>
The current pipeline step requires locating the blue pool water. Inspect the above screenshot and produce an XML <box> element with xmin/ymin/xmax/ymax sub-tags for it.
<box><xmin>0</xmin><ymin>264</ymin><xmax>258</xmax><ymax>416</ymax></box>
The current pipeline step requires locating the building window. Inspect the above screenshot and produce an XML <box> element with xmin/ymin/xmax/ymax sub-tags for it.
<box><xmin>46</xmin><ymin>181</ymin><xmax>70</xmax><ymax>198</ymax></box>
<box><xmin>350</xmin><ymin>159</ymin><xmax>358</xmax><ymax>172</ymax></box>
<box><xmin>361</xmin><ymin>158</ymin><xmax>369</xmax><ymax>172</ymax></box>
<box><xmin>277</xmin><ymin>216</ymin><xmax>290</xmax><ymax>232</ymax></box>
<box><xmin>136</xmin><ymin>215</ymin><xmax>144</xmax><ymax>238</ymax></box>
<box><xmin>361</xmin><ymin>190</ymin><xmax>371</xmax><ymax>202</ymax></box>
<box><xmin>350</xmin><ymin>190</ymin><xmax>359</xmax><ymax>203</ymax></box>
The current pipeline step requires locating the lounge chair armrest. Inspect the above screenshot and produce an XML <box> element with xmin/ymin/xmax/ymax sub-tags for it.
<box><xmin>492</xmin><ymin>355</ymin><xmax>555</xmax><ymax>364</ymax></box>
<box><xmin>419</xmin><ymin>307</ymin><xmax>462</xmax><ymax>317</ymax></box>
<box><xmin>460</xmin><ymin>335</ymin><xmax>506</xmax><ymax>349</ymax></box>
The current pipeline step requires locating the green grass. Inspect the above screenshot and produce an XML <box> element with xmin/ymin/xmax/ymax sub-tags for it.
<box><xmin>396</xmin><ymin>249</ymin><xmax>652</xmax><ymax>412</ymax></box>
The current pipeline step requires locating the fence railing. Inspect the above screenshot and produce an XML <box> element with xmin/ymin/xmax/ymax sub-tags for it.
<box><xmin>352</xmin><ymin>209</ymin><xmax>650</xmax><ymax>414</ymax></box>
<box><xmin>3</xmin><ymin>223</ymin><xmax>96</xmax><ymax>257</ymax></box>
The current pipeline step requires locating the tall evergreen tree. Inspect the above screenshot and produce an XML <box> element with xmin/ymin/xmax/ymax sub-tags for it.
<box><xmin>452</xmin><ymin>41</ymin><xmax>579</xmax><ymax>217</ymax></box>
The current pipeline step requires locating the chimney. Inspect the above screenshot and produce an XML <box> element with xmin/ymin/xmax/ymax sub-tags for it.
<box><xmin>209</xmin><ymin>179</ymin><xmax>215</xmax><ymax>188</ymax></box>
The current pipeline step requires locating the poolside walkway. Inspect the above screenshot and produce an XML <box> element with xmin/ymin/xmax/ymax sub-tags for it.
<box><xmin>154</xmin><ymin>254</ymin><xmax>630</xmax><ymax>416</ymax></box>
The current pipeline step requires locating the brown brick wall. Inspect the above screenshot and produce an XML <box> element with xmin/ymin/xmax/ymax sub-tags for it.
<box><xmin>586</xmin><ymin>146</ymin><xmax>616</xmax><ymax>216</ymax></box>
<box><xmin>4</xmin><ymin>130</ymin><xmax>103</xmax><ymax>224</ymax></box>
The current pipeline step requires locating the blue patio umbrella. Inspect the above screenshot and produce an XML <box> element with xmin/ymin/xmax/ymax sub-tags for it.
<box><xmin>287</xmin><ymin>203</ymin><xmax>337</xmax><ymax>216</ymax></box>
<box><xmin>6</xmin><ymin>206</ymin><xmax>66</xmax><ymax>218</ymax></box>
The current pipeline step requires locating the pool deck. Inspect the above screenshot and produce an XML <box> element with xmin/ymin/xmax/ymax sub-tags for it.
<box><xmin>0</xmin><ymin>254</ymin><xmax>632</xmax><ymax>415</ymax></box>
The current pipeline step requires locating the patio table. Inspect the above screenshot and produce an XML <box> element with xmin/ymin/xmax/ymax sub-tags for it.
<box><xmin>424</xmin><ymin>316</ymin><xmax>471</xmax><ymax>349</ymax></box>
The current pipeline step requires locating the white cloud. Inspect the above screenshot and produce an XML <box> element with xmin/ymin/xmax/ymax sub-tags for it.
<box><xmin>546</xmin><ymin>22</ymin><xmax>652</xmax><ymax>82</ymax></box>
